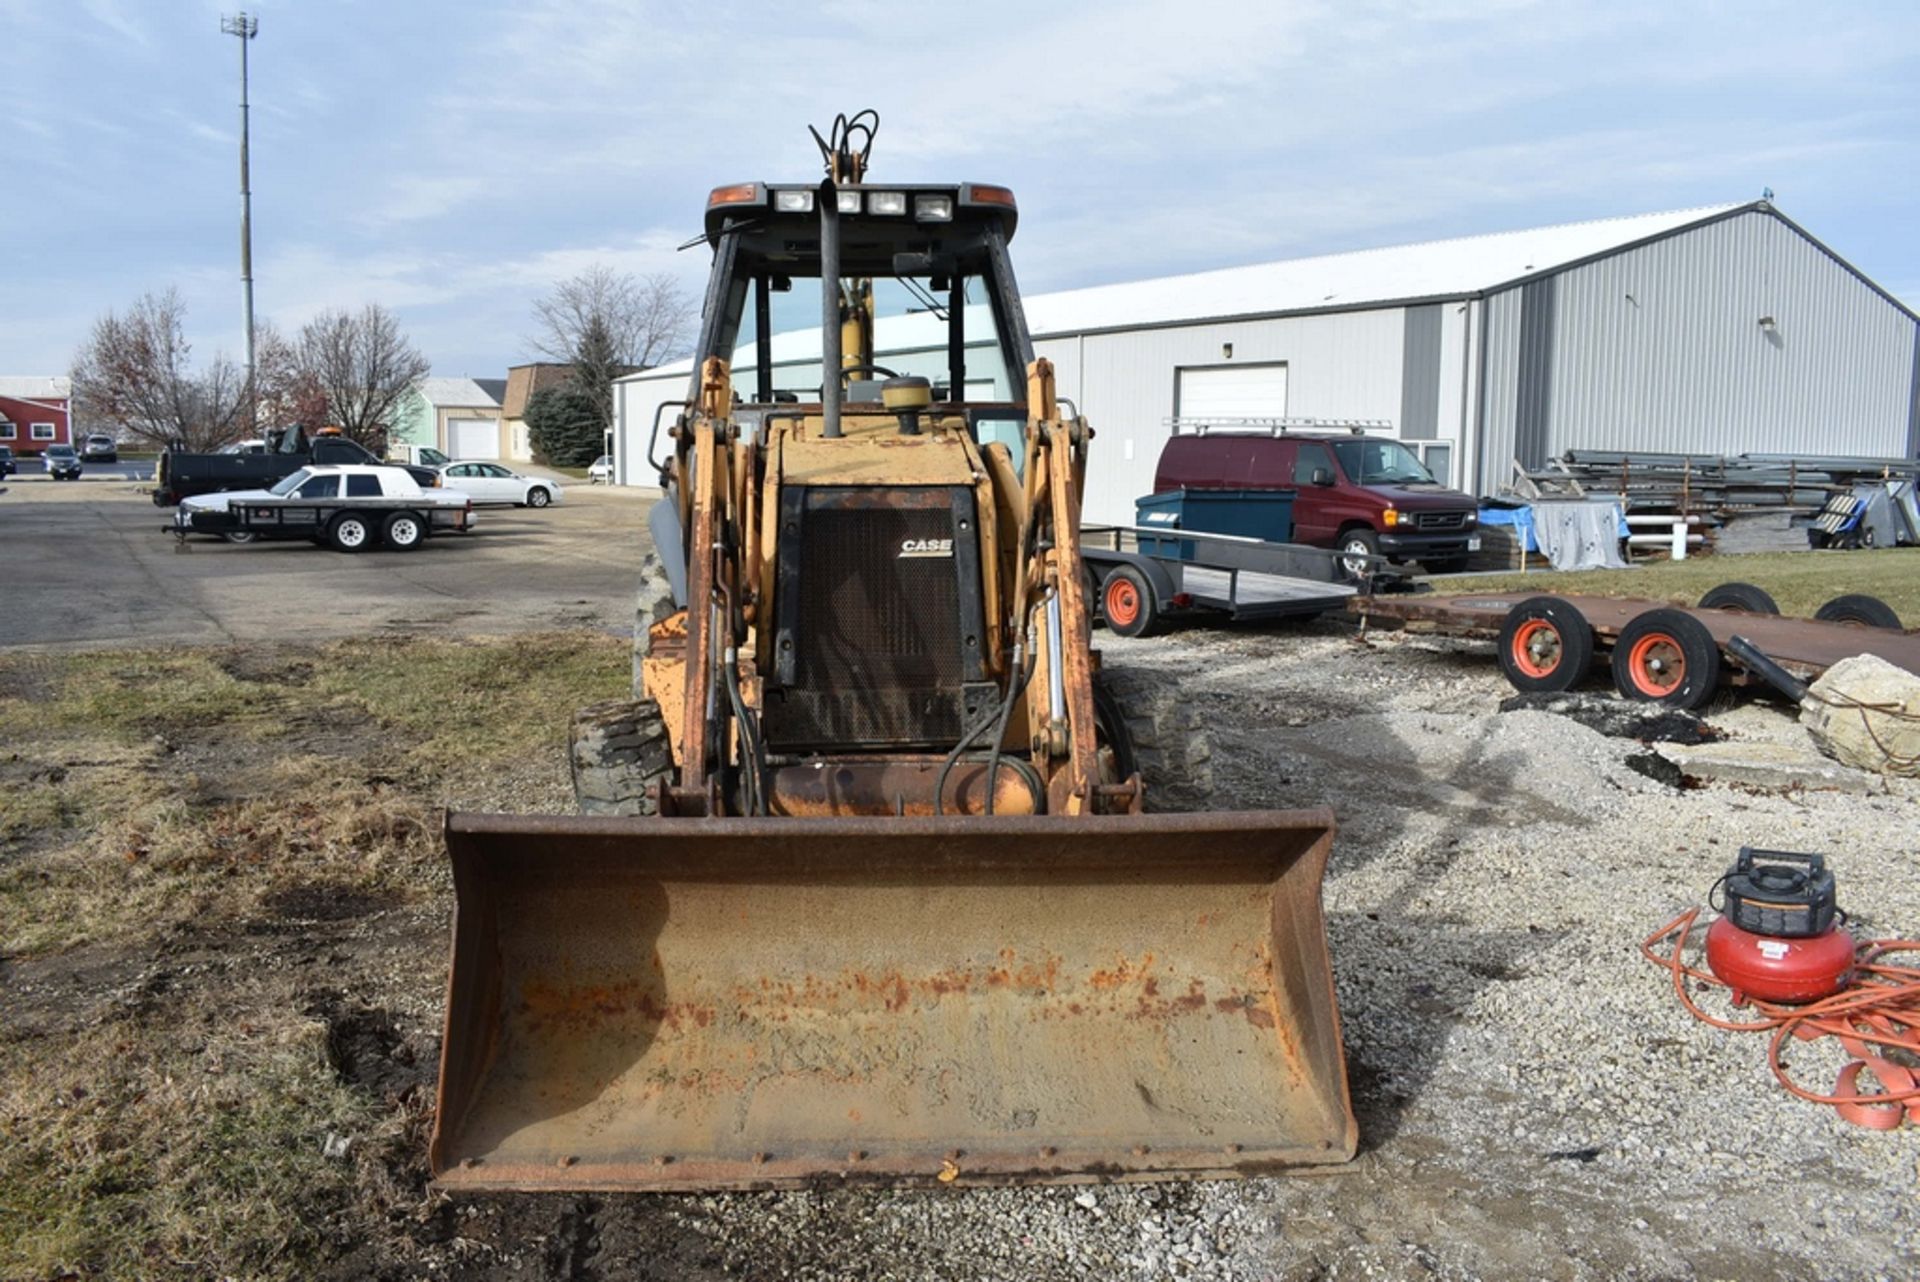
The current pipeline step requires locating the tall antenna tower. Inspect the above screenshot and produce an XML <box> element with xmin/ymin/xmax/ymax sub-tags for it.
<box><xmin>221</xmin><ymin>11</ymin><xmax>259</xmax><ymax>428</ymax></box>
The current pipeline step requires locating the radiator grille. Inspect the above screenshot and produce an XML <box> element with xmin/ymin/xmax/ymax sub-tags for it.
<box><xmin>764</xmin><ymin>487</ymin><xmax>980</xmax><ymax>751</ymax></box>
<box><xmin>1414</xmin><ymin>510</ymin><xmax>1468</xmax><ymax>531</ymax></box>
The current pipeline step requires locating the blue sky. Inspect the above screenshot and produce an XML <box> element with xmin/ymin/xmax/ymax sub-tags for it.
<box><xmin>3</xmin><ymin>0</ymin><xmax>1917</xmax><ymax>378</ymax></box>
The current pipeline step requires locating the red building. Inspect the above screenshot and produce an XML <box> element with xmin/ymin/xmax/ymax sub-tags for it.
<box><xmin>0</xmin><ymin>377</ymin><xmax>73</xmax><ymax>455</ymax></box>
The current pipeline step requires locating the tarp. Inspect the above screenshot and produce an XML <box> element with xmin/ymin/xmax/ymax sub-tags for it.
<box><xmin>1530</xmin><ymin>500</ymin><xmax>1628</xmax><ymax>571</ymax></box>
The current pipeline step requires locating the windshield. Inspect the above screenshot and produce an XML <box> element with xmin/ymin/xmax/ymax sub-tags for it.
<box><xmin>269</xmin><ymin>468</ymin><xmax>312</xmax><ymax>496</ymax></box>
<box><xmin>47</xmin><ymin>445</ymin><xmax>75</xmax><ymax>457</ymax></box>
<box><xmin>1331</xmin><ymin>439</ymin><xmax>1434</xmax><ymax>485</ymax></box>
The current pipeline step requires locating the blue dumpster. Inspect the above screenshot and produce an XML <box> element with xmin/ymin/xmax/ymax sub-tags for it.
<box><xmin>1135</xmin><ymin>488</ymin><xmax>1296</xmax><ymax>559</ymax></box>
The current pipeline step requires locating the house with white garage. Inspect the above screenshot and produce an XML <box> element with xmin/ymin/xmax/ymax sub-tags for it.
<box><xmin>390</xmin><ymin>377</ymin><xmax>508</xmax><ymax>461</ymax></box>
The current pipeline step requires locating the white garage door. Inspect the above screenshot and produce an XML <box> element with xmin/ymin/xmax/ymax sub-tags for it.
<box><xmin>447</xmin><ymin>418</ymin><xmax>496</xmax><ymax>460</ymax></box>
<box><xmin>1175</xmin><ymin>364</ymin><xmax>1289</xmax><ymax>422</ymax></box>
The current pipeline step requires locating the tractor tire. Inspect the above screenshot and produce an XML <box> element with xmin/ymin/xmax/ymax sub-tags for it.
<box><xmin>1495</xmin><ymin>596</ymin><xmax>1594</xmax><ymax>694</ymax></box>
<box><xmin>1093</xmin><ymin>664</ymin><xmax>1214</xmax><ymax>813</ymax></box>
<box><xmin>570</xmin><ymin>698</ymin><xmax>674</xmax><ymax>816</ymax></box>
<box><xmin>1611</xmin><ymin>607</ymin><xmax>1721</xmax><ymax>710</ymax></box>
<box><xmin>1099</xmin><ymin>564</ymin><xmax>1161</xmax><ymax>638</ymax></box>
<box><xmin>1813</xmin><ymin>593</ymin><xmax>1902</xmax><ymax>631</ymax></box>
<box><xmin>1697</xmin><ymin>582</ymin><xmax>1780</xmax><ymax>615</ymax></box>
<box><xmin>631</xmin><ymin>553</ymin><xmax>679</xmax><ymax>698</ymax></box>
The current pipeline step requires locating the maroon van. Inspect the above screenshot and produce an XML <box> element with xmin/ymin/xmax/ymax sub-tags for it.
<box><xmin>1154</xmin><ymin>429</ymin><xmax>1480</xmax><ymax>574</ymax></box>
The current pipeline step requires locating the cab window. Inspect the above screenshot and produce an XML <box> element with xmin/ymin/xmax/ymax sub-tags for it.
<box><xmin>346</xmin><ymin>474</ymin><xmax>382</xmax><ymax>498</ymax></box>
<box><xmin>295</xmin><ymin>474</ymin><xmax>340</xmax><ymax>499</ymax></box>
<box><xmin>1294</xmin><ymin>442</ymin><xmax>1333</xmax><ymax>485</ymax></box>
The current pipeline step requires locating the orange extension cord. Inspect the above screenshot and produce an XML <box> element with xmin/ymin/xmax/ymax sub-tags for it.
<box><xmin>1642</xmin><ymin>909</ymin><xmax>1920</xmax><ymax>1130</ymax></box>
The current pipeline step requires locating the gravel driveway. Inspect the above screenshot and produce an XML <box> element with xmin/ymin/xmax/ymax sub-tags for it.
<box><xmin>421</xmin><ymin>618</ymin><xmax>1920</xmax><ymax>1281</ymax></box>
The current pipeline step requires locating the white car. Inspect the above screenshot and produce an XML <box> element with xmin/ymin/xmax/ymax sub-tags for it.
<box><xmin>587</xmin><ymin>454</ymin><xmax>614</xmax><ymax>485</ymax></box>
<box><xmin>438</xmin><ymin>461</ymin><xmax>562</xmax><ymax>507</ymax></box>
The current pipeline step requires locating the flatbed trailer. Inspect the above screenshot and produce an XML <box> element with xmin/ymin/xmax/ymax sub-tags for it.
<box><xmin>1081</xmin><ymin>523</ymin><xmax>1402</xmax><ymax>633</ymax></box>
<box><xmin>173</xmin><ymin>494</ymin><xmax>474</xmax><ymax>551</ymax></box>
<box><xmin>1357</xmin><ymin>591</ymin><xmax>1920</xmax><ymax>684</ymax></box>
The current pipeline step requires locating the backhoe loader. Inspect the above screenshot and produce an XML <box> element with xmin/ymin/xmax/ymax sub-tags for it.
<box><xmin>432</xmin><ymin>113</ymin><xmax>1356</xmax><ymax>1191</ymax></box>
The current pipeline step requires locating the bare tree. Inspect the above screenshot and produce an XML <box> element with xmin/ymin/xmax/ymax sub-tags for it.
<box><xmin>70</xmin><ymin>289</ymin><xmax>255</xmax><ymax>451</ymax></box>
<box><xmin>529</xmin><ymin>266</ymin><xmax>695</xmax><ymax>434</ymax></box>
<box><xmin>298</xmin><ymin>304</ymin><xmax>432</xmax><ymax>449</ymax></box>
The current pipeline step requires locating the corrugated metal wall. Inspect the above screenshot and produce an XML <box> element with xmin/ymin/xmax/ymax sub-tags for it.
<box><xmin>1543</xmin><ymin>209</ymin><xmax>1917</xmax><ymax>459</ymax></box>
<box><xmin>1477</xmin><ymin>290</ymin><xmax>1523</xmax><ymax>492</ymax></box>
<box><xmin>1049</xmin><ymin>311</ymin><xmax>1406</xmax><ymax>523</ymax></box>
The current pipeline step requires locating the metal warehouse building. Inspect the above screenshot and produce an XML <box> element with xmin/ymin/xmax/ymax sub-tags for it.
<box><xmin>614</xmin><ymin>200</ymin><xmax>1920</xmax><ymax>523</ymax></box>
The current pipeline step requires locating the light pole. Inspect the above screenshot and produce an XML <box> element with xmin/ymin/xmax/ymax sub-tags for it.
<box><xmin>221</xmin><ymin>11</ymin><xmax>258</xmax><ymax>431</ymax></box>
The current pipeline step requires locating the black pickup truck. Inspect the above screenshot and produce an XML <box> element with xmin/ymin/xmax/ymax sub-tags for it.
<box><xmin>152</xmin><ymin>428</ymin><xmax>440</xmax><ymax>506</ymax></box>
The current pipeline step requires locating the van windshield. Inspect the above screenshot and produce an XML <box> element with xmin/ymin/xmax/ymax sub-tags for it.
<box><xmin>1332</xmin><ymin>439</ymin><xmax>1434</xmax><ymax>485</ymax></box>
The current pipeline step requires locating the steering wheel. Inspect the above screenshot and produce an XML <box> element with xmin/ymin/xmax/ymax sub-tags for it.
<box><xmin>837</xmin><ymin>363</ymin><xmax>901</xmax><ymax>383</ymax></box>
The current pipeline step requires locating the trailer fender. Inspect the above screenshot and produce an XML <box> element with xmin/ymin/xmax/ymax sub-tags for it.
<box><xmin>1081</xmin><ymin>549</ymin><xmax>1178</xmax><ymax>614</ymax></box>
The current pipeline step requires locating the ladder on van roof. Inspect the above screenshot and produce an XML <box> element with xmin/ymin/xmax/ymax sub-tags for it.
<box><xmin>1164</xmin><ymin>417</ymin><xmax>1393</xmax><ymax>438</ymax></box>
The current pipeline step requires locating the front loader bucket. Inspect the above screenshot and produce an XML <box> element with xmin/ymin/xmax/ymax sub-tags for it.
<box><xmin>431</xmin><ymin>810</ymin><xmax>1355</xmax><ymax>1191</ymax></box>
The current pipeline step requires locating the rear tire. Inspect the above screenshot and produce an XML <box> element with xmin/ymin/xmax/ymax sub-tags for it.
<box><xmin>1697</xmin><ymin>582</ymin><xmax>1780</xmax><ymax>615</ymax></box>
<box><xmin>222</xmin><ymin>530</ymin><xmax>257</xmax><ymax>545</ymax></box>
<box><xmin>327</xmin><ymin>512</ymin><xmax>373</xmax><ymax>553</ymax></box>
<box><xmin>1813</xmin><ymin>593</ymin><xmax>1902</xmax><ymax>631</ymax></box>
<box><xmin>1496</xmin><ymin>596</ymin><xmax>1594</xmax><ymax>694</ymax></box>
<box><xmin>1100</xmin><ymin>565</ymin><xmax>1160</xmax><ymax>638</ymax></box>
<box><xmin>1092</xmin><ymin>665</ymin><xmax>1213</xmax><ymax>812</ymax></box>
<box><xmin>570</xmin><ymin>698</ymin><xmax>674</xmax><ymax>816</ymax></box>
<box><xmin>632</xmin><ymin>554</ymin><xmax>679</xmax><ymax>698</ymax></box>
<box><xmin>1611</xmin><ymin>608</ymin><xmax>1721</xmax><ymax>709</ymax></box>
<box><xmin>382</xmin><ymin>511</ymin><xmax>425</xmax><ymax>551</ymax></box>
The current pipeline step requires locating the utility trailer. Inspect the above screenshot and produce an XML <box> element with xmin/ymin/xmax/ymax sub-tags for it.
<box><xmin>1082</xmin><ymin>523</ymin><xmax>1404</xmax><ymax>636</ymax></box>
<box><xmin>1356</xmin><ymin>589</ymin><xmax>1918</xmax><ymax>709</ymax></box>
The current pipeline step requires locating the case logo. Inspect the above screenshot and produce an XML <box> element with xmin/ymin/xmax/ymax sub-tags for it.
<box><xmin>898</xmin><ymin>537</ymin><xmax>953</xmax><ymax>559</ymax></box>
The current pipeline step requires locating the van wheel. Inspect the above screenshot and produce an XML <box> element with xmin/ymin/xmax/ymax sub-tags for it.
<box><xmin>382</xmin><ymin>511</ymin><xmax>425</xmax><ymax>551</ymax></box>
<box><xmin>1100</xmin><ymin>565</ymin><xmax>1160</xmax><ymax>638</ymax></box>
<box><xmin>327</xmin><ymin>513</ymin><xmax>373</xmax><ymax>553</ymax></box>
<box><xmin>1338</xmin><ymin>529</ymin><xmax>1380</xmax><ymax>581</ymax></box>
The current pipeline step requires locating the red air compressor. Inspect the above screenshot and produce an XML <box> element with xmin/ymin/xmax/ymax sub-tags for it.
<box><xmin>1705</xmin><ymin>849</ymin><xmax>1853</xmax><ymax>1005</ymax></box>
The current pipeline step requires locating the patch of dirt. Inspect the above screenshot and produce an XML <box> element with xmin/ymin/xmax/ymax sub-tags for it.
<box><xmin>304</xmin><ymin>989</ymin><xmax>432</xmax><ymax>1103</ymax></box>
<box><xmin>262</xmin><ymin>880</ymin><xmax>397</xmax><ymax>922</ymax></box>
<box><xmin>215</xmin><ymin>649</ymin><xmax>319</xmax><ymax>687</ymax></box>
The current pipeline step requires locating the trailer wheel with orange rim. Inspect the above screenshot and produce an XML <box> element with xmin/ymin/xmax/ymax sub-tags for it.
<box><xmin>1495</xmin><ymin>596</ymin><xmax>1595</xmax><ymax>693</ymax></box>
<box><xmin>1099</xmin><ymin>565</ymin><xmax>1160</xmax><ymax>638</ymax></box>
<box><xmin>1610</xmin><ymin>607</ymin><xmax>1721</xmax><ymax>710</ymax></box>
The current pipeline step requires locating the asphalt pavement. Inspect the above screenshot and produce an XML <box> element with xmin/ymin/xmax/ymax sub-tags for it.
<box><xmin>0</xmin><ymin>473</ymin><xmax>657</xmax><ymax>649</ymax></box>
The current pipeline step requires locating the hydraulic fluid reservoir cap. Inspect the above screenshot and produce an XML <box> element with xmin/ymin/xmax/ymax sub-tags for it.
<box><xmin>882</xmin><ymin>376</ymin><xmax>933</xmax><ymax>411</ymax></box>
<box><xmin>1715</xmin><ymin>847</ymin><xmax>1837</xmax><ymax>938</ymax></box>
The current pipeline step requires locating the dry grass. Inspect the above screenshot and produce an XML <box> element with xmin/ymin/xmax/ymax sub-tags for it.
<box><xmin>0</xmin><ymin>631</ymin><xmax>626</xmax><ymax>1279</ymax></box>
<box><xmin>1445</xmin><ymin>547</ymin><xmax>1920</xmax><ymax>621</ymax></box>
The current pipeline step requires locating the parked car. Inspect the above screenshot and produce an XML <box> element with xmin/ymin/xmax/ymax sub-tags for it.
<box><xmin>438</xmin><ymin>461</ymin><xmax>561</xmax><ymax>507</ymax></box>
<box><xmin>176</xmin><ymin>464</ymin><xmax>474</xmax><ymax>550</ymax></box>
<box><xmin>389</xmin><ymin>443</ymin><xmax>451</xmax><ymax>469</ymax></box>
<box><xmin>81</xmin><ymin>433</ymin><xmax>119</xmax><ymax>463</ymax></box>
<box><xmin>43</xmin><ymin>444</ymin><xmax>82</xmax><ymax>481</ymax></box>
<box><xmin>587</xmin><ymin>454</ymin><xmax>614</xmax><ymax>484</ymax></box>
<box><xmin>1154</xmin><ymin>427</ymin><xmax>1480</xmax><ymax>575</ymax></box>
<box><xmin>0</xmin><ymin>445</ymin><xmax>14</xmax><ymax>478</ymax></box>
